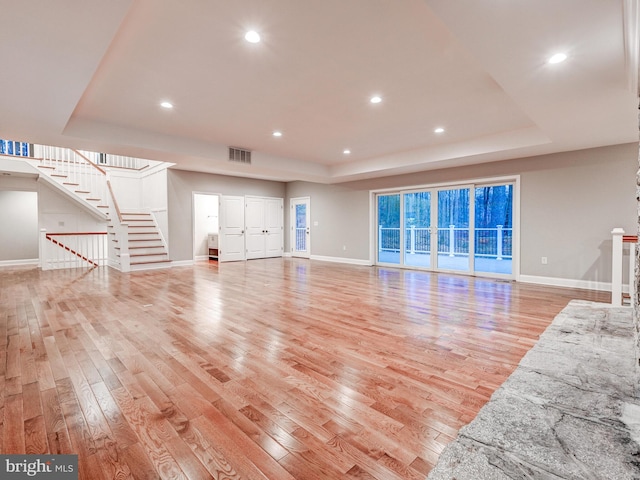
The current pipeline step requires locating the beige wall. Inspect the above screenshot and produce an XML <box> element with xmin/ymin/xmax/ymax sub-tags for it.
<box><xmin>167</xmin><ymin>170</ymin><xmax>286</xmax><ymax>261</ymax></box>
<box><xmin>286</xmin><ymin>182</ymin><xmax>370</xmax><ymax>260</ymax></box>
<box><xmin>286</xmin><ymin>143</ymin><xmax>637</xmax><ymax>286</ymax></box>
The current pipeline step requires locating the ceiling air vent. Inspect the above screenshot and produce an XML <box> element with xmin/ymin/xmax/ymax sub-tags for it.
<box><xmin>228</xmin><ymin>147</ymin><xmax>252</xmax><ymax>165</ymax></box>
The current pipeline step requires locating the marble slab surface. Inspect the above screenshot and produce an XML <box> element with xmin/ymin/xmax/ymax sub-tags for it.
<box><xmin>428</xmin><ymin>300</ymin><xmax>640</xmax><ymax>479</ymax></box>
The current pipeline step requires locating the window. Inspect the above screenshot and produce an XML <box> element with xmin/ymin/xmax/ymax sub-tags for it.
<box><xmin>0</xmin><ymin>139</ymin><xmax>30</xmax><ymax>157</ymax></box>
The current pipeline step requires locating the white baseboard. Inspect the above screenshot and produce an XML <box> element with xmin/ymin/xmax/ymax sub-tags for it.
<box><xmin>283</xmin><ymin>252</ymin><xmax>292</xmax><ymax>258</ymax></box>
<box><xmin>194</xmin><ymin>255</ymin><xmax>209</xmax><ymax>262</ymax></box>
<box><xmin>0</xmin><ymin>258</ymin><xmax>39</xmax><ymax>267</ymax></box>
<box><xmin>171</xmin><ymin>260</ymin><xmax>195</xmax><ymax>268</ymax></box>
<box><xmin>310</xmin><ymin>255</ymin><xmax>372</xmax><ymax>266</ymax></box>
<box><xmin>519</xmin><ymin>274</ymin><xmax>622</xmax><ymax>293</ymax></box>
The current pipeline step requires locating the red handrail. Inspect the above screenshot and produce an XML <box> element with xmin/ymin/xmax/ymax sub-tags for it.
<box><xmin>45</xmin><ymin>233</ymin><xmax>104</xmax><ymax>268</ymax></box>
<box><xmin>623</xmin><ymin>235</ymin><xmax>637</xmax><ymax>243</ymax></box>
<box><xmin>46</xmin><ymin>232</ymin><xmax>107</xmax><ymax>236</ymax></box>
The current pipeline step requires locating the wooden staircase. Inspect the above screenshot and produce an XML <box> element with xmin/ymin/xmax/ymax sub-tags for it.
<box><xmin>110</xmin><ymin>212</ymin><xmax>170</xmax><ymax>269</ymax></box>
<box><xmin>30</xmin><ymin>159</ymin><xmax>109</xmax><ymax>220</ymax></box>
<box><xmin>21</xmin><ymin>146</ymin><xmax>172</xmax><ymax>272</ymax></box>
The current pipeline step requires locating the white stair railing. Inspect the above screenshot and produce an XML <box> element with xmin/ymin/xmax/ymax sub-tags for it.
<box><xmin>32</xmin><ymin>145</ymin><xmax>108</xmax><ymax>207</ymax></box>
<box><xmin>40</xmin><ymin>229</ymin><xmax>108</xmax><ymax>270</ymax></box>
<box><xmin>77</xmin><ymin>150</ymin><xmax>151</xmax><ymax>170</ymax></box>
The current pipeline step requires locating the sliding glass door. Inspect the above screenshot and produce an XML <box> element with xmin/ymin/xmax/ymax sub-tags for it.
<box><xmin>474</xmin><ymin>184</ymin><xmax>513</xmax><ymax>274</ymax></box>
<box><xmin>377</xmin><ymin>194</ymin><xmax>400</xmax><ymax>264</ymax></box>
<box><xmin>404</xmin><ymin>191</ymin><xmax>432</xmax><ymax>268</ymax></box>
<box><xmin>376</xmin><ymin>181</ymin><xmax>514</xmax><ymax>277</ymax></box>
<box><xmin>437</xmin><ymin>188</ymin><xmax>470</xmax><ymax>272</ymax></box>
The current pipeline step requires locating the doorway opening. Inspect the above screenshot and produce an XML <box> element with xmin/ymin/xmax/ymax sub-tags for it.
<box><xmin>193</xmin><ymin>193</ymin><xmax>219</xmax><ymax>262</ymax></box>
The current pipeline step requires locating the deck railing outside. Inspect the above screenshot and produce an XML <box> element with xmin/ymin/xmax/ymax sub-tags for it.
<box><xmin>295</xmin><ymin>227</ymin><xmax>307</xmax><ymax>251</ymax></box>
<box><xmin>379</xmin><ymin>225</ymin><xmax>512</xmax><ymax>259</ymax></box>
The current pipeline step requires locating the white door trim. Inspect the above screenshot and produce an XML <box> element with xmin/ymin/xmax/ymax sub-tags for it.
<box><xmin>290</xmin><ymin>197</ymin><xmax>310</xmax><ymax>259</ymax></box>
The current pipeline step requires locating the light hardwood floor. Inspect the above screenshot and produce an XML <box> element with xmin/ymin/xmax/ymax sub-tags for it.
<box><xmin>0</xmin><ymin>259</ymin><xmax>608</xmax><ymax>479</ymax></box>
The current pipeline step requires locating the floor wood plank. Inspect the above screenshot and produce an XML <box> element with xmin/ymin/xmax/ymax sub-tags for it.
<box><xmin>0</xmin><ymin>260</ymin><xmax>608</xmax><ymax>478</ymax></box>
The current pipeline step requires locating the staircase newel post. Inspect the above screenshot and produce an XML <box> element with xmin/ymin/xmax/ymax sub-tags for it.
<box><xmin>39</xmin><ymin>228</ymin><xmax>48</xmax><ymax>270</ymax></box>
<box><xmin>612</xmin><ymin>227</ymin><xmax>625</xmax><ymax>306</ymax></box>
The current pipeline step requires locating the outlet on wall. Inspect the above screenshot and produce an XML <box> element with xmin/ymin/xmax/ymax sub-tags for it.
<box><xmin>541</xmin><ymin>256</ymin><xmax>548</xmax><ymax>264</ymax></box>
<box><xmin>343</xmin><ymin>245</ymin><xmax>347</xmax><ymax>251</ymax></box>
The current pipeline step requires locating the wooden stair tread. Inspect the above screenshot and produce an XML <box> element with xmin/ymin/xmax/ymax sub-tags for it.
<box><xmin>130</xmin><ymin>259</ymin><xmax>172</xmax><ymax>265</ymax></box>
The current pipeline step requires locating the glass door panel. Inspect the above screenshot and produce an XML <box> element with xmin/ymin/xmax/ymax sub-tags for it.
<box><xmin>404</xmin><ymin>191</ymin><xmax>431</xmax><ymax>267</ymax></box>
<box><xmin>377</xmin><ymin>194</ymin><xmax>400</xmax><ymax>264</ymax></box>
<box><xmin>437</xmin><ymin>188</ymin><xmax>470</xmax><ymax>271</ymax></box>
<box><xmin>295</xmin><ymin>203</ymin><xmax>306</xmax><ymax>251</ymax></box>
<box><xmin>474</xmin><ymin>184</ymin><xmax>513</xmax><ymax>274</ymax></box>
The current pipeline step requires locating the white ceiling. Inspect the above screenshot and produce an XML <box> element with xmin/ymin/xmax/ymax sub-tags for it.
<box><xmin>0</xmin><ymin>0</ymin><xmax>638</xmax><ymax>183</ymax></box>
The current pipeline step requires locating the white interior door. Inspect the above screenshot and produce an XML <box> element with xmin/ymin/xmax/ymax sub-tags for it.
<box><xmin>290</xmin><ymin>197</ymin><xmax>310</xmax><ymax>258</ymax></box>
<box><xmin>245</xmin><ymin>196</ymin><xmax>266</xmax><ymax>259</ymax></box>
<box><xmin>219</xmin><ymin>195</ymin><xmax>245</xmax><ymax>262</ymax></box>
<box><xmin>264</xmin><ymin>198</ymin><xmax>283</xmax><ymax>258</ymax></box>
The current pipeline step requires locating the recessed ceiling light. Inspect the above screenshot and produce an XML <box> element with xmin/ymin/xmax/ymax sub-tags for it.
<box><xmin>160</xmin><ymin>101</ymin><xmax>173</xmax><ymax>109</ymax></box>
<box><xmin>370</xmin><ymin>96</ymin><xmax>382</xmax><ymax>104</ymax></box>
<box><xmin>434</xmin><ymin>127</ymin><xmax>445</xmax><ymax>134</ymax></box>
<box><xmin>245</xmin><ymin>31</ymin><xmax>261</xmax><ymax>43</ymax></box>
<box><xmin>272</xmin><ymin>131</ymin><xmax>282</xmax><ymax>137</ymax></box>
<box><xmin>548</xmin><ymin>53</ymin><xmax>567</xmax><ymax>64</ymax></box>
<box><xmin>343</xmin><ymin>149</ymin><xmax>351</xmax><ymax>155</ymax></box>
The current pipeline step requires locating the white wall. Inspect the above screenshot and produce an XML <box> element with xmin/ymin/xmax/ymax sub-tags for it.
<box><xmin>39</xmin><ymin>181</ymin><xmax>106</xmax><ymax>233</ymax></box>
<box><xmin>141</xmin><ymin>167</ymin><xmax>169</xmax><ymax>246</ymax></box>
<box><xmin>109</xmin><ymin>171</ymin><xmax>142</xmax><ymax>210</ymax></box>
<box><xmin>193</xmin><ymin>194</ymin><xmax>219</xmax><ymax>258</ymax></box>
